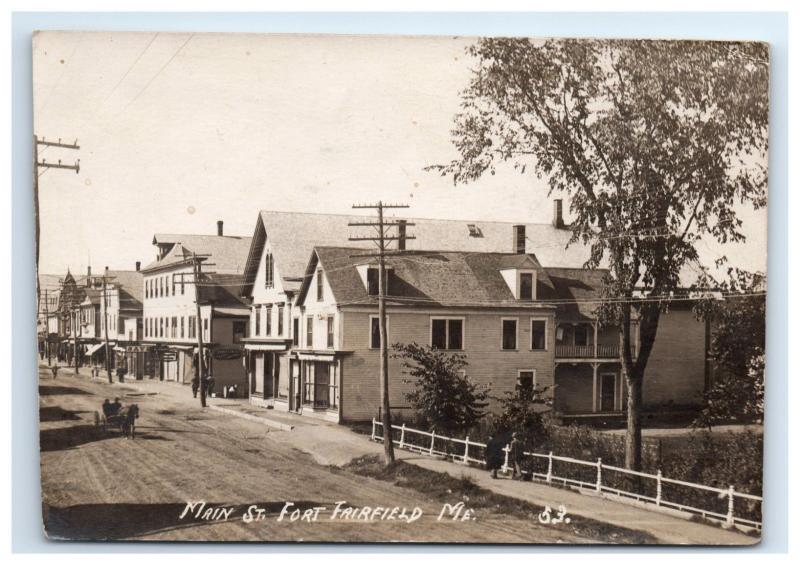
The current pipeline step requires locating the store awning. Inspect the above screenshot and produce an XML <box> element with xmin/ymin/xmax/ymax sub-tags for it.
<box><xmin>212</xmin><ymin>307</ymin><xmax>251</xmax><ymax>318</ymax></box>
<box><xmin>85</xmin><ymin>343</ymin><xmax>106</xmax><ymax>357</ymax></box>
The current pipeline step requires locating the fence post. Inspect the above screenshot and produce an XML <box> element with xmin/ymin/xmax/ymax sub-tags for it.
<box><xmin>595</xmin><ymin>458</ymin><xmax>602</xmax><ymax>492</ymax></box>
<box><xmin>502</xmin><ymin>444</ymin><xmax>510</xmax><ymax>474</ymax></box>
<box><xmin>656</xmin><ymin>470</ymin><xmax>662</xmax><ymax>507</ymax></box>
<box><xmin>725</xmin><ymin>486</ymin><xmax>735</xmax><ymax>528</ymax></box>
<box><xmin>463</xmin><ymin>436</ymin><xmax>470</xmax><ymax>464</ymax></box>
<box><xmin>371</xmin><ymin>418</ymin><xmax>376</xmax><ymax>441</ymax></box>
<box><xmin>399</xmin><ymin>423</ymin><xmax>406</xmax><ymax>449</ymax></box>
<box><xmin>429</xmin><ymin>431</ymin><xmax>435</xmax><ymax>456</ymax></box>
<box><xmin>546</xmin><ymin>451</ymin><xmax>553</xmax><ymax>483</ymax></box>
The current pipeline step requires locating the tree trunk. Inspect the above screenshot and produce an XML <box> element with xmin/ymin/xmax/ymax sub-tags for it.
<box><xmin>624</xmin><ymin>371</ymin><xmax>643</xmax><ymax>470</ymax></box>
<box><xmin>620</xmin><ymin>297</ymin><xmax>662</xmax><ymax>472</ymax></box>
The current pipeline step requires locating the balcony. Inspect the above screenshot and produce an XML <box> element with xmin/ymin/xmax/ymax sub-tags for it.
<box><xmin>555</xmin><ymin>344</ymin><xmax>620</xmax><ymax>359</ymax></box>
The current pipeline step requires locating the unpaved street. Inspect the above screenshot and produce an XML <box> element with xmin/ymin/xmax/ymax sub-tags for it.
<box><xmin>39</xmin><ymin>366</ymin><xmax>603</xmax><ymax>543</ymax></box>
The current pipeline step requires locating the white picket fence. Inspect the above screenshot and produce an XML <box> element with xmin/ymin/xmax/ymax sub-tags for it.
<box><xmin>371</xmin><ymin>418</ymin><xmax>762</xmax><ymax>532</ymax></box>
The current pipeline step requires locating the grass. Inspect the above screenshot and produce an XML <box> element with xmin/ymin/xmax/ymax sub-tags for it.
<box><xmin>337</xmin><ymin>454</ymin><xmax>656</xmax><ymax>544</ymax></box>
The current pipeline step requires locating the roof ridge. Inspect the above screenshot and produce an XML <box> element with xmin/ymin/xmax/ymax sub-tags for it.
<box><xmin>259</xmin><ymin>209</ymin><xmax>566</xmax><ymax>228</ymax></box>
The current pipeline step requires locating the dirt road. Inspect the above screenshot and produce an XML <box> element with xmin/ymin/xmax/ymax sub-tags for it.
<box><xmin>39</xmin><ymin>366</ymin><xmax>609</xmax><ymax>543</ymax></box>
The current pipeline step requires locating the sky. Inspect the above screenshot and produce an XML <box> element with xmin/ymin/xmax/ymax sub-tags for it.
<box><xmin>33</xmin><ymin>32</ymin><xmax>768</xmax><ymax>278</ymax></box>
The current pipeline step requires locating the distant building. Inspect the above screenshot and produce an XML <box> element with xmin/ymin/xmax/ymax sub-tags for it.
<box><xmin>141</xmin><ymin>221</ymin><xmax>252</xmax><ymax>396</ymax></box>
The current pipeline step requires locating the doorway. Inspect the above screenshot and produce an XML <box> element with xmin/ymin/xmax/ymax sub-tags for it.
<box><xmin>600</xmin><ymin>373</ymin><xmax>617</xmax><ymax>411</ymax></box>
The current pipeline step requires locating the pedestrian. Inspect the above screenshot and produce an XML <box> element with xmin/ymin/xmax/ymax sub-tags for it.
<box><xmin>485</xmin><ymin>432</ymin><xmax>504</xmax><ymax>479</ymax></box>
<box><xmin>206</xmin><ymin>375</ymin><xmax>216</xmax><ymax>398</ymax></box>
<box><xmin>116</xmin><ymin>366</ymin><xmax>126</xmax><ymax>383</ymax></box>
<box><xmin>509</xmin><ymin>432</ymin><xmax>524</xmax><ymax>480</ymax></box>
<box><xmin>191</xmin><ymin>376</ymin><xmax>199</xmax><ymax>398</ymax></box>
<box><xmin>50</xmin><ymin>364</ymin><xmax>59</xmax><ymax>378</ymax></box>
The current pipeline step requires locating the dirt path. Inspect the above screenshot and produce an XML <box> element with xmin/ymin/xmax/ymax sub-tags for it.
<box><xmin>39</xmin><ymin>367</ymin><xmax>608</xmax><ymax>543</ymax></box>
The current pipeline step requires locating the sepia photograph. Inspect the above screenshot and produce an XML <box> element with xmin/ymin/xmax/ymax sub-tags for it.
<box><xmin>32</xmin><ymin>30</ymin><xmax>769</xmax><ymax>545</ymax></box>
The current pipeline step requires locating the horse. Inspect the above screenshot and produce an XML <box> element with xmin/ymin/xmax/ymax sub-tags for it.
<box><xmin>120</xmin><ymin>404</ymin><xmax>140</xmax><ymax>439</ymax></box>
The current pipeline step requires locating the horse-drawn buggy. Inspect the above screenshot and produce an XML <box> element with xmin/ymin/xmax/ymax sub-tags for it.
<box><xmin>94</xmin><ymin>400</ymin><xmax>140</xmax><ymax>439</ymax></box>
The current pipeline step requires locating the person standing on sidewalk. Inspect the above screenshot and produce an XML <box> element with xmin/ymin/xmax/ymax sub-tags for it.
<box><xmin>509</xmin><ymin>432</ymin><xmax>524</xmax><ymax>480</ymax></box>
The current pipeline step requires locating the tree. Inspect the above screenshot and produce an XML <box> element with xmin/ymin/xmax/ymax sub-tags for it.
<box><xmin>392</xmin><ymin>342</ymin><xmax>489</xmax><ymax>435</ymax></box>
<box><xmin>432</xmin><ymin>39</ymin><xmax>768</xmax><ymax>470</ymax></box>
<box><xmin>694</xmin><ymin>270</ymin><xmax>765</xmax><ymax>426</ymax></box>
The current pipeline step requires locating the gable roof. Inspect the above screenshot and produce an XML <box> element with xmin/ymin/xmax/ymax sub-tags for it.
<box><xmin>540</xmin><ymin>267</ymin><xmax>610</xmax><ymax>321</ymax></box>
<box><xmin>108</xmin><ymin>270</ymin><xmax>144</xmax><ymax>311</ymax></box>
<box><xmin>241</xmin><ymin>210</ymin><xmax>592</xmax><ymax>297</ymax></box>
<box><xmin>298</xmin><ymin>246</ymin><xmax>556</xmax><ymax>309</ymax></box>
<box><xmin>143</xmin><ymin>235</ymin><xmax>252</xmax><ymax>274</ymax></box>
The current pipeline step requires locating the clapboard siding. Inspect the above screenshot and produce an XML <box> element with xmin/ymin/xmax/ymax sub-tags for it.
<box><xmin>339</xmin><ymin>308</ymin><xmax>556</xmax><ymax>422</ymax></box>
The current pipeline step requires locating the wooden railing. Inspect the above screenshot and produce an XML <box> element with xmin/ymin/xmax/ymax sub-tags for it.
<box><xmin>555</xmin><ymin>344</ymin><xmax>620</xmax><ymax>359</ymax></box>
<box><xmin>371</xmin><ymin>419</ymin><xmax>762</xmax><ymax>532</ymax></box>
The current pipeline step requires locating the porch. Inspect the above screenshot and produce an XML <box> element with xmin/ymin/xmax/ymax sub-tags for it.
<box><xmin>553</xmin><ymin>362</ymin><xmax>627</xmax><ymax>416</ymax></box>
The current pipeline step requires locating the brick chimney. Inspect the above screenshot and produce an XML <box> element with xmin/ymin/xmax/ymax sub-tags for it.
<box><xmin>217</xmin><ymin>220</ymin><xmax>224</xmax><ymax>236</ymax></box>
<box><xmin>513</xmin><ymin>225</ymin><xmax>526</xmax><ymax>254</ymax></box>
<box><xmin>553</xmin><ymin>199</ymin><xmax>565</xmax><ymax>229</ymax></box>
<box><xmin>397</xmin><ymin>219</ymin><xmax>407</xmax><ymax>251</ymax></box>
<box><xmin>135</xmin><ymin>261</ymin><xmax>141</xmax><ymax>271</ymax></box>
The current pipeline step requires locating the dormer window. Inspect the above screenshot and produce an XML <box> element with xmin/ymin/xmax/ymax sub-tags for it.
<box><xmin>519</xmin><ymin>271</ymin><xmax>535</xmax><ymax>300</ymax></box>
<box><xmin>367</xmin><ymin>267</ymin><xmax>379</xmax><ymax>296</ymax></box>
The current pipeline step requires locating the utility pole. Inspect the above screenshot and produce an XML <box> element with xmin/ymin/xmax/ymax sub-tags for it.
<box><xmin>349</xmin><ymin>202</ymin><xmax>415</xmax><ymax>466</ymax></box>
<box><xmin>102</xmin><ymin>274</ymin><xmax>114</xmax><ymax>384</ymax></box>
<box><xmin>34</xmin><ymin>135</ymin><xmax>80</xmax><ymax>312</ymax></box>
<box><xmin>183</xmin><ymin>253</ymin><xmax>215</xmax><ymax>408</ymax></box>
<box><xmin>42</xmin><ymin>289</ymin><xmax>52</xmax><ymax>366</ymax></box>
<box><xmin>73</xmin><ymin>306</ymin><xmax>80</xmax><ymax>375</ymax></box>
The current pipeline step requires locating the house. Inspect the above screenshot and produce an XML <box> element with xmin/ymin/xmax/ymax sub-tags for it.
<box><xmin>98</xmin><ymin>264</ymin><xmax>145</xmax><ymax>379</ymax></box>
<box><xmin>238</xmin><ymin>206</ymin><xmax>587</xmax><ymax>417</ymax></box>
<box><xmin>141</xmin><ymin>222</ymin><xmax>252</xmax><ymax>396</ymax></box>
<box><xmin>288</xmin><ymin>248</ymin><xmax>709</xmax><ymax>424</ymax></box>
<box><xmin>547</xmin><ymin>268</ymin><xmax>709</xmax><ymax>420</ymax></box>
<box><xmin>291</xmin><ymin>247</ymin><xmax>560</xmax><ymax>422</ymax></box>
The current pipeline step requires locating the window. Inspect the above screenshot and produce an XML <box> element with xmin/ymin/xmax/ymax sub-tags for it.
<box><xmin>264</xmin><ymin>252</ymin><xmax>274</xmax><ymax>289</ymax></box>
<box><xmin>502</xmin><ymin>319</ymin><xmax>518</xmax><ymax>350</ymax></box>
<box><xmin>203</xmin><ymin>318</ymin><xmax>209</xmax><ymax>342</ymax></box>
<box><xmin>292</xmin><ymin>318</ymin><xmax>300</xmax><ymax>346</ymax></box>
<box><xmin>171</xmin><ymin>275</ymin><xmax>176</xmax><ymax>296</ymax></box>
<box><xmin>266</xmin><ymin>304</ymin><xmax>272</xmax><ymax>336</ymax></box>
<box><xmin>160</xmin><ymin>277</ymin><xmax>164</xmax><ymax>297</ymax></box>
<box><xmin>180</xmin><ymin>275</ymin><xmax>185</xmax><ymax>295</ymax></box>
<box><xmin>172</xmin><ymin>317</ymin><xmax>178</xmax><ymax>338</ymax></box>
<box><xmin>327</xmin><ymin>316</ymin><xmax>335</xmax><ymax>348</ymax></box>
<box><xmin>431</xmin><ymin>318</ymin><xmax>464</xmax><ymax>350</ymax></box>
<box><xmin>531</xmin><ymin>319</ymin><xmax>547</xmax><ymax>350</ymax></box>
<box><xmin>367</xmin><ymin>267</ymin><xmax>379</xmax><ymax>296</ymax></box>
<box><xmin>518</xmin><ymin>370</ymin><xmax>536</xmax><ymax>399</ymax></box>
<box><xmin>369</xmin><ymin>316</ymin><xmax>381</xmax><ymax>349</ymax></box>
<box><xmin>317</xmin><ymin>269</ymin><xmax>324</xmax><ymax>301</ymax></box>
<box><xmin>277</xmin><ymin>304</ymin><xmax>285</xmax><ymax>336</ymax></box>
<box><xmin>306</xmin><ymin>316</ymin><xmax>314</xmax><ymax>347</ymax></box>
<box><xmin>159</xmin><ymin>317</ymin><xmax>164</xmax><ymax>337</ymax></box>
<box><xmin>180</xmin><ymin>316</ymin><xmax>185</xmax><ymax>338</ymax></box>
<box><xmin>233</xmin><ymin>321</ymin><xmax>246</xmax><ymax>343</ymax></box>
<box><xmin>574</xmin><ymin>324</ymin><xmax>589</xmax><ymax>346</ymax></box>
<box><xmin>188</xmin><ymin>316</ymin><xmax>196</xmax><ymax>339</ymax></box>
<box><xmin>519</xmin><ymin>272</ymin><xmax>535</xmax><ymax>300</ymax></box>
<box><xmin>254</xmin><ymin>305</ymin><xmax>261</xmax><ymax>336</ymax></box>
<box><xmin>145</xmin><ymin>280</ymin><xmax>149</xmax><ymax>298</ymax></box>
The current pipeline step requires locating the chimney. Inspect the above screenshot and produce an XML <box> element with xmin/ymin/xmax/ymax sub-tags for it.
<box><xmin>513</xmin><ymin>225</ymin><xmax>526</xmax><ymax>254</ymax></box>
<box><xmin>397</xmin><ymin>219</ymin><xmax>407</xmax><ymax>251</ymax></box>
<box><xmin>135</xmin><ymin>261</ymin><xmax>141</xmax><ymax>271</ymax></box>
<box><xmin>553</xmin><ymin>199</ymin><xmax>565</xmax><ymax>229</ymax></box>
<box><xmin>217</xmin><ymin>220</ymin><xmax>224</xmax><ymax>236</ymax></box>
